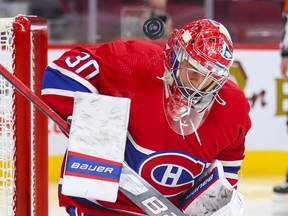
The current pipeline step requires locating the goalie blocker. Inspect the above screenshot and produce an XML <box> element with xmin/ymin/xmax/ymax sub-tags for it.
<box><xmin>62</xmin><ymin>92</ymin><xmax>131</xmax><ymax>202</ymax></box>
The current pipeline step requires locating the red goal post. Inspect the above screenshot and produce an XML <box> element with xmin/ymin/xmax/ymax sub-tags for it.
<box><xmin>0</xmin><ymin>16</ymin><xmax>48</xmax><ymax>216</ymax></box>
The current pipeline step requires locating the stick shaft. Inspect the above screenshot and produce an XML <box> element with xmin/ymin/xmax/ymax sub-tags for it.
<box><xmin>0</xmin><ymin>64</ymin><xmax>70</xmax><ymax>134</ymax></box>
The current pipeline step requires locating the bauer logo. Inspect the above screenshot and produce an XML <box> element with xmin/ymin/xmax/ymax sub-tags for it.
<box><xmin>64</xmin><ymin>151</ymin><xmax>122</xmax><ymax>183</ymax></box>
<box><xmin>70</xmin><ymin>162</ymin><xmax>114</xmax><ymax>174</ymax></box>
<box><xmin>185</xmin><ymin>167</ymin><xmax>218</xmax><ymax>202</ymax></box>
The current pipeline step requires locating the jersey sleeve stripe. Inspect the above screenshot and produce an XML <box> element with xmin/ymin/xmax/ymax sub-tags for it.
<box><xmin>41</xmin><ymin>88</ymin><xmax>76</xmax><ymax>97</ymax></box>
<box><xmin>219</xmin><ymin>160</ymin><xmax>241</xmax><ymax>187</ymax></box>
<box><xmin>42</xmin><ymin>68</ymin><xmax>96</xmax><ymax>94</ymax></box>
<box><xmin>223</xmin><ymin>165</ymin><xmax>240</xmax><ymax>174</ymax></box>
<box><xmin>49</xmin><ymin>62</ymin><xmax>98</xmax><ymax>93</ymax></box>
<box><xmin>223</xmin><ymin>172</ymin><xmax>238</xmax><ymax>180</ymax></box>
<box><xmin>218</xmin><ymin>159</ymin><xmax>242</xmax><ymax>167</ymax></box>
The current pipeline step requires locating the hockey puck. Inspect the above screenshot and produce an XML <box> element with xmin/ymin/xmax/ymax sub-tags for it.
<box><xmin>143</xmin><ymin>17</ymin><xmax>165</xmax><ymax>40</ymax></box>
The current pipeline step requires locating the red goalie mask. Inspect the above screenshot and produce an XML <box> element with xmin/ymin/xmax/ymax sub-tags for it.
<box><xmin>162</xmin><ymin>19</ymin><xmax>234</xmax><ymax>137</ymax></box>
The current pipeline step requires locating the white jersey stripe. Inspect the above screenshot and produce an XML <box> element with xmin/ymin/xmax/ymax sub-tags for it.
<box><xmin>224</xmin><ymin>172</ymin><xmax>238</xmax><ymax>180</ymax></box>
<box><xmin>41</xmin><ymin>88</ymin><xmax>76</xmax><ymax>97</ymax></box>
<box><xmin>218</xmin><ymin>159</ymin><xmax>242</xmax><ymax>167</ymax></box>
<box><xmin>127</xmin><ymin>132</ymin><xmax>155</xmax><ymax>155</ymax></box>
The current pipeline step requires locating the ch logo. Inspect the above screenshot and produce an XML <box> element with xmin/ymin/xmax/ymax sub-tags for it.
<box><xmin>138</xmin><ymin>151</ymin><xmax>206</xmax><ymax>197</ymax></box>
<box><xmin>153</xmin><ymin>165</ymin><xmax>187</xmax><ymax>186</ymax></box>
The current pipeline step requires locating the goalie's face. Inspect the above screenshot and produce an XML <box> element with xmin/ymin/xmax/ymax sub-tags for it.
<box><xmin>162</xmin><ymin>53</ymin><xmax>217</xmax><ymax>137</ymax></box>
<box><xmin>162</xmin><ymin>19</ymin><xmax>233</xmax><ymax>136</ymax></box>
<box><xmin>178</xmin><ymin>59</ymin><xmax>215</xmax><ymax>98</ymax></box>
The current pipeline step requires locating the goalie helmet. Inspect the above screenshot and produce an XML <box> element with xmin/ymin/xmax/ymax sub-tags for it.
<box><xmin>162</xmin><ymin>19</ymin><xmax>234</xmax><ymax>137</ymax></box>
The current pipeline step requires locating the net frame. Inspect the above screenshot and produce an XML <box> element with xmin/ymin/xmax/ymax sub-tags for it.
<box><xmin>0</xmin><ymin>15</ymin><xmax>48</xmax><ymax>216</ymax></box>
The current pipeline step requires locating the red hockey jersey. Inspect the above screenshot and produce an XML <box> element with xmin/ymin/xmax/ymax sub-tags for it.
<box><xmin>41</xmin><ymin>40</ymin><xmax>251</xmax><ymax>215</ymax></box>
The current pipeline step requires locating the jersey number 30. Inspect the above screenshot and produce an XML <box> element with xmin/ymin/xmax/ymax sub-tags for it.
<box><xmin>65</xmin><ymin>52</ymin><xmax>99</xmax><ymax>80</ymax></box>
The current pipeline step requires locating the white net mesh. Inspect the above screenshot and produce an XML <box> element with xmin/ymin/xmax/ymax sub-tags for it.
<box><xmin>0</xmin><ymin>17</ymin><xmax>16</xmax><ymax>216</ymax></box>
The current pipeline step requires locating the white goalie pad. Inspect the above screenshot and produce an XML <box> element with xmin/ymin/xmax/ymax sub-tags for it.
<box><xmin>61</xmin><ymin>92</ymin><xmax>131</xmax><ymax>203</ymax></box>
<box><xmin>182</xmin><ymin>160</ymin><xmax>244</xmax><ymax>216</ymax></box>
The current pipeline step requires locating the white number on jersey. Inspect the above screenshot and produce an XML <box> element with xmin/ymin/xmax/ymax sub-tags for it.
<box><xmin>65</xmin><ymin>52</ymin><xmax>99</xmax><ymax>80</ymax></box>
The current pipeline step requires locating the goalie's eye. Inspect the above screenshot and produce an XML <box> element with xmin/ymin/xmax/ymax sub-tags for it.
<box><xmin>178</xmin><ymin>59</ymin><xmax>214</xmax><ymax>93</ymax></box>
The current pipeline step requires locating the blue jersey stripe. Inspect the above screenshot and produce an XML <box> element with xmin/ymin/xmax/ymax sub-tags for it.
<box><xmin>223</xmin><ymin>165</ymin><xmax>240</xmax><ymax>175</ymax></box>
<box><xmin>42</xmin><ymin>67</ymin><xmax>92</xmax><ymax>93</ymax></box>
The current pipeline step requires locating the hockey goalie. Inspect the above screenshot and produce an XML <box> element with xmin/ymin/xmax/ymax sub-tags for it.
<box><xmin>41</xmin><ymin>19</ymin><xmax>251</xmax><ymax>215</ymax></box>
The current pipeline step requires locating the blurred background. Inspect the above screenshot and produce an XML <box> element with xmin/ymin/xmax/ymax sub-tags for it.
<box><xmin>0</xmin><ymin>0</ymin><xmax>283</xmax><ymax>44</ymax></box>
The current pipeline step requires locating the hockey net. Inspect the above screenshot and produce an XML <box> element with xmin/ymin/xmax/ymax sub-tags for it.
<box><xmin>0</xmin><ymin>16</ymin><xmax>48</xmax><ymax>216</ymax></box>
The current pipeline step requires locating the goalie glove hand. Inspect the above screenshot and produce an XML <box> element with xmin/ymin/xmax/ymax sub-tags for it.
<box><xmin>181</xmin><ymin>160</ymin><xmax>244</xmax><ymax>216</ymax></box>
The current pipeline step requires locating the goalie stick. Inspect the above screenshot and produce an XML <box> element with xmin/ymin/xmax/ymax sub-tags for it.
<box><xmin>0</xmin><ymin>64</ymin><xmax>185</xmax><ymax>216</ymax></box>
